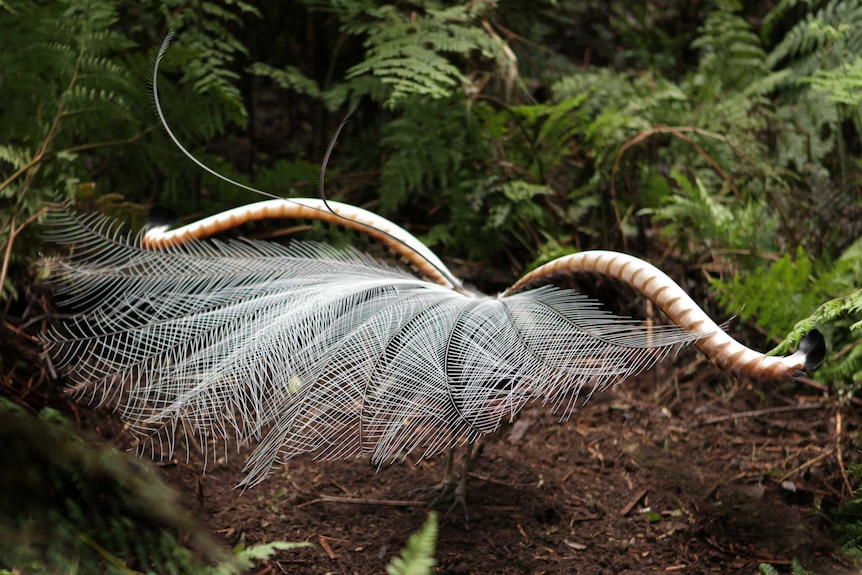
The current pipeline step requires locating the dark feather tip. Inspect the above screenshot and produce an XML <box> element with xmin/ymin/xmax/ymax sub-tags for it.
<box><xmin>147</xmin><ymin>206</ymin><xmax>177</xmax><ymax>229</ymax></box>
<box><xmin>799</xmin><ymin>329</ymin><xmax>826</xmax><ymax>372</ymax></box>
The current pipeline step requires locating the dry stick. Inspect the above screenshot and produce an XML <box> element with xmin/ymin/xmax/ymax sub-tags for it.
<box><xmin>835</xmin><ymin>409</ymin><xmax>853</xmax><ymax>496</ymax></box>
<box><xmin>61</xmin><ymin>131</ymin><xmax>150</xmax><ymax>156</ymax></box>
<box><xmin>481</xmin><ymin>20</ymin><xmax>518</xmax><ymax>102</ymax></box>
<box><xmin>779</xmin><ymin>448</ymin><xmax>835</xmax><ymax>483</ymax></box>
<box><xmin>0</xmin><ymin>207</ymin><xmax>48</xmax><ymax>297</ymax></box>
<box><xmin>609</xmin><ymin>126</ymin><xmax>737</xmax><ymax>250</ymax></box>
<box><xmin>0</xmin><ymin>154</ymin><xmax>45</xmax><ymax>194</ymax></box>
<box><xmin>832</xmin><ymin>337</ymin><xmax>862</xmax><ymax>362</ymax></box>
<box><xmin>689</xmin><ymin>403</ymin><xmax>827</xmax><ymax>428</ymax></box>
<box><xmin>317</xmin><ymin>537</ymin><xmax>336</xmax><ymax>561</ymax></box>
<box><xmin>14</xmin><ymin>65</ymin><xmax>77</xmax><ymax>194</ymax></box>
<box><xmin>0</xmin><ymin>128</ymin><xmax>148</xmax><ymax>196</ymax></box>
<box><xmin>619</xmin><ymin>488</ymin><xmax>648</xmax><ymax>516</ymax></box>
<box><xmin>0</xmin><ymin>217</ymin><xmax>15</xmax><ymax>297</ymax></box>
<box><xmin>307</xmin><ymin>495</ymin><xmax>426</xmax><ymax>508</ymax></box>
<box><xmin>0</xmin><ymin>101</ymin><xmax>65</xmax><ymax>192</ymax></box>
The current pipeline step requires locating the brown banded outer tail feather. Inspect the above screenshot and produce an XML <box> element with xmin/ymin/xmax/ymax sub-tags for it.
<box><xmin>143</xmin><ymin>198</ymin><xmax>461</xmax><ymax>290</ymax></box>
<box><xmin>506</xmin><ymin>250</ymin><xmax>825</xmax><ymax>379</ymax></box>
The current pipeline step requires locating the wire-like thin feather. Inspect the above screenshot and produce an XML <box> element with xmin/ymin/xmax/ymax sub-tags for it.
<box><xmin>42</xmin><ymin>205</ymin><xmax>709</xmax><ymax>486</ymax></box>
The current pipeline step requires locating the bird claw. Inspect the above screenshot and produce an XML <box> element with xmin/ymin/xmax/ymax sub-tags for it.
<box><xmin>445</xmin><ymin>484</ymin><xmax>470</xmax><ymax>522</ymax></box>
<box><xmin>411</xmin><ymin>477</ymin><xmax>455</xmax><ymax>499</ymax></box>
<box><xmin>411</xmin><ymin>444</ymin><xmax>476</xmax><ymax>521</ymax></box>
<box><xmin>417</xmin><ymin>478</ymin><xmax>470</xmax><ymax>521</ymax></box>
<box><xmin>411</xmin><ymin>467</ymin><xmax>472</xmax><ymax>520</ymax></box>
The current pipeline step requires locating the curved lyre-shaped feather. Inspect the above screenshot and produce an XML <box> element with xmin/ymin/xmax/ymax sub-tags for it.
<box><xmin>506</xmin><ymin>251</ymin><xmax>825</xmax><ymax>379</ymax></box>
<box><xmin>42</xmin><ymin>204</ymin><xmax>716</xmax><ymax>486</ymax></box>
<box><xmin>143</xmin><ymin>198</ymin><xmax>462</xmax><ymax>291</ymax></box>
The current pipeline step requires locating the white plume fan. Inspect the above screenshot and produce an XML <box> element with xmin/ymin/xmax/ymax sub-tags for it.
<box><xmin>41</xmin><ymin>33</ymin><xmax>825</xmax><ymax>497</ymax></box>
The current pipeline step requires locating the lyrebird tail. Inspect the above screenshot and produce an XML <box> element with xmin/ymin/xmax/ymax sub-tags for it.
<box><xmin>43</xmin><ymin>203</ymin><xmax>719</xmax><ymax>486</ymax></box>
<box><xmin>40</xmin><ymin>31</ymin><xmax>824</xmax><ymax>488</ymax></box>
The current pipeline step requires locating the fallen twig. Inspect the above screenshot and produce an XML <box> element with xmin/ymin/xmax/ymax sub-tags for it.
<box><xmin>304</xmin><ymin>495</ymin><xmax>427</xmax><ymax>508</ymax></box>
<box><xmin>689</xmin><ymin>403</ymin><xmax>827</xmax><ymax>428</ymax></box>
<box><xmin>619</xmin><ymin>488</ymin><xmax>648</xmax><ymax>516</ymax></box>
<box><xmin>779</xmin><ymin>447</ymin><xmax>836</xmax><ymax>483</ymax></box>
<box><xmin>835</xmin><ymin>409</ymin><xmax>853</xmax><ymax>496</ymax></box>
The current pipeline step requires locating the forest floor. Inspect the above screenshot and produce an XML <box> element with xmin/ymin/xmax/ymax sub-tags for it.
<box><xmin>5</xmin><ymin>267</ymin><xmax>861</xmax><ymax>575</ymax></box>
<box><xmin>66</xmin><ymin>348</ymin><xmax>861</xmax><ymax>575</ymax></box>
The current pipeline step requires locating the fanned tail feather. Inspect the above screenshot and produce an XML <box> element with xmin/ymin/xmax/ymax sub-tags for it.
<box><xmin>42</xmin><ymin>204</ymin><xmax>708</xmax><ymax>486</ymax></box>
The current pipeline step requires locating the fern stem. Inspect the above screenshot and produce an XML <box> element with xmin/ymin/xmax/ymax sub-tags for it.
<box><xmin>60</xmin><ymin>129</ymin><xmax>152</xmax><ymax>155</ymax></box>
<box><xmin>0</xmin><ymin>208</ymin><xmax>49</xmax><ymax>296</ymax></box>
<box><xmin>611</xmin><ymin>125</ymin><xmax>739</xmax><ymax>203</ymax></box>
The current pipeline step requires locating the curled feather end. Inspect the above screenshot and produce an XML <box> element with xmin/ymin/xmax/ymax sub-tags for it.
<box><xmin>799</xmin><ymin>329</ymin><xmax>826</xmax><ymax>372</ymax></box>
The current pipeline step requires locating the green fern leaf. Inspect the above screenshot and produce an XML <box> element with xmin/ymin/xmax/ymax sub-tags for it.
<box><xmin>343</xmin><ymin>3</ymin><xmax>505</xmax><ymax>107</ymax></box>
<box><xmin>386</xmin><ymin>513</ymin><xmax>437</xmax><ymax>575</ymax></box>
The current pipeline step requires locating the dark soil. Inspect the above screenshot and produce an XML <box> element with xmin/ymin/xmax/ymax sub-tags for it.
<box><xmin>4</xmin><ymin>284</ymin><xmax>860</xmax><ymax>575</ymax></box>
<box><xmin>85</xmin><ymin>354</ymin><xmax>860</xmax><ymax>574</ymax></box>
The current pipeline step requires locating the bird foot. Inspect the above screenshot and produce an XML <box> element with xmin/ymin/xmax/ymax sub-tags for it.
<box><xmin>445</xmin><ymin>483</ymin><xmax>470</xmax><ymax>522</ymax></box>
<box><xmin>411</xmin><ymin>477</ymin><xmax>456</xmax><ymax>500</ymax></box>
<box><xmin>411</xmin><ymin>478</ymin><xmax>470</xmax><ymax>521</ymax></box>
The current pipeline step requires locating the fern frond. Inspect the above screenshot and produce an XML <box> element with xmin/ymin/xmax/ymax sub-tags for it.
<box><xmin>782</xmin><ymin>289</ymin><xmax>862</xmax><ymax>343</ymax></box>
<box><xmin>693</xmin><ymin>0</ymin><xmax>769</xmax><ymax>93</ymax></box>
<box><xmin>249</xmin><ymin>63</ymin><xmax>322</xmax><ymax>99</ymax></box>
<box><xmin>212</xmin><ymin>541</ymin><xmax>312</xmax><ymax>575</ymax></box>
<box><xmin>0</xmin><ymin>145</ymin><xmax>32</xmax><ymax>171</ymax></box>
<box><xmin>386</xmin><ymin>513</ymin><xmax>437</xmax><ymax>575</ymax></box>
<box><xmin>343</xmin><ymin>3</ymin><xmax>507</xmax><ymax>106</ymax></box>
<box><xmin>649</xmin><ymin>172</ymin><xmax>779</xmax><ymax>258</ymax></box>
<box><xmin>804</xmin><ymin>55</ymin><xmax>862</xmax><ymax>108</ymax></box>
<box><xmin>767</xmin><ymin>0</ymin><xmax>862</xmax><ymax>74</ymax></box>
<box><xmin>159</xmin><ymin>0</ymin><xmax>262</xmax><ymax>124</ymax></box>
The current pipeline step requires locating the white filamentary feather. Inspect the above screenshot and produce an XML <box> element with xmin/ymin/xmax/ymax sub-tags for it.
<box><xmin>41</xmin><ymin>31</ymin><xmax>825</xmax><ymax>495</ymax></box>
<box><xmin>42</xmin><ymin>205</ymin><xmax>709</xmax><ymax>486</ymax></box>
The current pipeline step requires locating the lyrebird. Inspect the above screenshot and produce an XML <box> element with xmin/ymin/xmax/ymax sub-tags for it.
<box><xmin>41</xmin><ymin>34</ymin><xmax>825</xmax><ymax>516</ymax></box>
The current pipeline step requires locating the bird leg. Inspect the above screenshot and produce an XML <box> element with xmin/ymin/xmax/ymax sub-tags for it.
<box><xmin>413</xmin><ymin>449</ymin><xmax>457</xmax><ymax>499</ymax></box>
<box><xmin>431</xmin><ymin>443</ymin><xmax>474</xmax><ymax>521</ymax></box>
<box><xmin>412</xmin><ymin>443</ymin><xmax>474</xmax><ymax>520</ymax></box>
<box><xmin>449</xmin><ymin>442</ymin><xmax>473</xmax><ymax>521</ymax></box>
